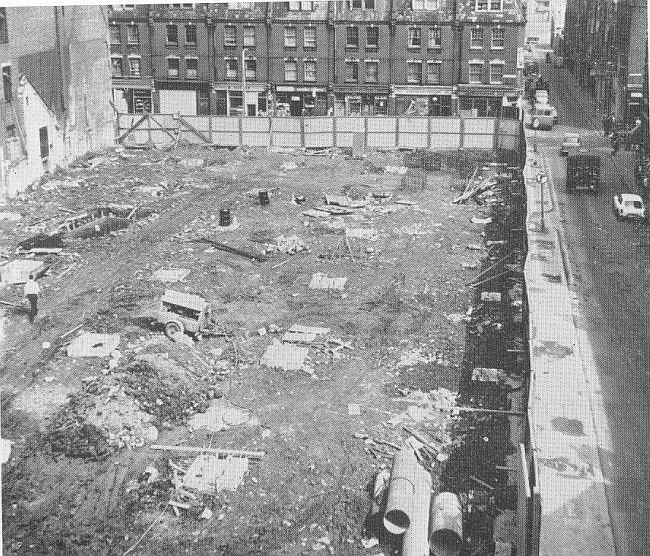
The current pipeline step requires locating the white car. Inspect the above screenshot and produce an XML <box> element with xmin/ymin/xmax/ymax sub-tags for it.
<box><xmin>612</xmin><ymin>193</ymin><xmax>645</xmax><ymax>220</ymax></box>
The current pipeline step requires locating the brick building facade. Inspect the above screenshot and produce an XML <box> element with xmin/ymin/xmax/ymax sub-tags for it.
<box><xmin>108</xmin><ymin>1</ymin><xmax>525</xmax><ymax>117</ymax></box>
<box><xmin>0</xmin><ymin>5</ymin><xmax>114</xmax><ymax>197</ymax></box>
<box><xmin>563</xmin><ymin>0</ymin><xmax>648</xmax><ymax>127</ymax></box>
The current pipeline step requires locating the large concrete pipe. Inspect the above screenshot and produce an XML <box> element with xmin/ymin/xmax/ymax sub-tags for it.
<box><xmin>402</xmin><ymin>464</ymin><xmax>432</xmax><ymax>556</ymax></box>
<box><xmin>429</xmin><ymin>492</ymin><xmax>463</xmax><ymax>556</ymax></box>
<box><xmin>383</xmin><ymin>447</ymin><xmax>419</xmax><ymax>534</ymax></box>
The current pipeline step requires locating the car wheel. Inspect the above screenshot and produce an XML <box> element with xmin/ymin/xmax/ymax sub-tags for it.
<box><xmin>164</xmin><ymin>320</ymin><xmax>184</xmax><ymax>339</ymax></box>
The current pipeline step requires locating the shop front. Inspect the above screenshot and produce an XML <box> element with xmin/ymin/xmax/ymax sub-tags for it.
<box><xmin>274</xmin><ymin>86</ymin><xmax>328</xmax><ymax>116</ymax></box>
<box><xmin>457</xmin><ymin>85</ymin><xmax>522</xmax><ymax>118</ymax></box>
<box><xmin>332</xmin><ymin>85</ymin><xmax>390</xmax><ymax>116</ymax></box>
<box><xmin>213</xmin><ymin>83</ymin><xmax>269</xmax><ymax>116</ymax></box>
<box><xmin>392</xmin><ymin>86</ymin><xmax>453</xmax><ymax>116</ymax></box>
<box><xmin>111</xmin><ymin>77</ymin><xmax>154</xmax><ymax>114</ymax></box>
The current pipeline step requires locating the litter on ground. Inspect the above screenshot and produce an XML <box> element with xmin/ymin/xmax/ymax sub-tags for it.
<box><xmin>182</xmin><ymin>454</ymin><xmax>249</xmax><ymax>493</ymax></box>
<box><xmin>309</xmin><ymin>273</ymin><xmax>347</xmax><ymax>291</ymax></box>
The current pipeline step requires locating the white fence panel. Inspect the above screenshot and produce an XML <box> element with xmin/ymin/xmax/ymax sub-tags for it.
<box><xmin>212</xmin><ymin>117</ymin><xmax>239</xmax><ymax>132</ymax></box>
<box><xmin>430</xmin><ymin>117</ymin><xmax>461</xmax><ymax>133</ymax></box>
<box><xmin>367</xmin><ymin>117</ymin><xmax>396</xmax><ymax>132</ymax></box>
<box><xmin>273</xmin><ymin>132</ymin><xmax>302</xmax><ymax>147</ymax></box>
<box><xmin>399</xmin><ymin>133</ymin><xmax>428</xmax><ymax>149</ymax></box>
<box><xmin>464</xmin><ymin>134</ymin><xmax>494</xmax><ymax>149</ymax></box>
<box><xmin>336</xmin><ymin>117</ymin><xmax>365</xmax><ymax>133</ymax></box>
<box><xmin>464</xmin><ymin>117</ymin><xmax>495</xmax><ymax>134</ymax></box>
<box><xmin>335</xmin><ymin>132</ymin><xmax>354</xmax><ymax>147</ymax></box>
<box><xmin>305</xmin><ymin>133</ymin><xmax>333</xmax><ymax>147</ymax></box>
<box><xmin>367</xmin><ymin>133</ymin><xmax>396</xmax><ymax>149</ymax></box>
<box><xmin>304</xmin><ymin>118</ymin><xmax>334</xmax><ymax>133</ymax></box>
<box><xmin>430</xmin><ymin>133</ymin><xmax>460</xmax><ymax>149</ymax></box>
<box><xmin>213</xmin><ymin>132</ymin><xmax>240</xmax><ymax>146</ymax></box>
<box><xmin>242</xmin><ymin>132</ymin><xmax>269</xmax><ymax>146</ymax></box>
<box><xmin>398</xmin><ymin>117</ymin><xmax>429</xmax><ymax>133</ymax></box>
<box><xmin>272</xmin><ymin>118</ymin><xmax>301</xmax><ymax>132</ymax></box>
<box><xmin>242</xmin><ymin>117</ymin><xmax>270</xmax><ymax>132</ymax></box>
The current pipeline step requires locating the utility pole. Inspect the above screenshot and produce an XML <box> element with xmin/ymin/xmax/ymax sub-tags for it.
<box><xmin>537</xmin><ymin>172</ymin><xmax>547</xmax><ymax>232</ymax></box>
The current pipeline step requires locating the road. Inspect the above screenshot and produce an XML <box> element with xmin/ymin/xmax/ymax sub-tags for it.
<box><xmin>535</xmin><ymin>58</ymin><xmax>650</xmax><ymax>555</ymax></box>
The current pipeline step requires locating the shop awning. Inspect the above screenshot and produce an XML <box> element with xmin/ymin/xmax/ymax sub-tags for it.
<box><xmin>457</xmin><ymin>84</ymin><xmax>522</xmax><ymax>97</ymax></box>
<box><xmin>212</xmin><ymin>82</ymin><xmax>269</xmax><ymax>92</ymax></box>
<box><xmin>276</xmin><ymin>85</ymin><xmax>327</xmax><ymax>93</ymax></box>
<box><xmin>332</xmin><ymin>84</ymin><xmax>390</xmax><ymax>94</ymax></box>
<box><xmin>392</xmin><ymin>85</ymin><xmax>452</xmax><ymax>96</ymax></box>
<box><xmin>112</xmin><ymin>77</ymin><xmax>154</xmax><ymax>90</ymax></box>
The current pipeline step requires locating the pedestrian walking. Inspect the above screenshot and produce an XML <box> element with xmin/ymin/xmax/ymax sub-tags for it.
<box><xmin>602</xmin><ymin>114</ymin><xmax>610</xmax><ymax>137</ymax></box>
<box><xmin>24</xmin><ymin>274</ymin><xmax>40</xmax><ymax>323</ymax></box>
<box><xmin>611</xmin><ymin>132</ymin><xmax>620</xmax><ymax>156</ymax></box>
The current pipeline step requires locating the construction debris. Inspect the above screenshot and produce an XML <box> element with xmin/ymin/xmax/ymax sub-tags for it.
<box><xmin>345</xmin><ymin>227</ymin><xmax>378</xmax><ymax>241</ymax></box>
<box><xmin>282</xmin><ymin>324</ymin><xmax>330</xmax><ymax>343</ymax></box>
<box><xmin>261</xmin><ymin>339</ymin><xmax>309</xmax><ymax>371</ymax></box>
<box><xmin>267</xmin><ymin>235</ymin><xmax>308</xmax><ymax>255</ymax></box>
<box><xmin>309</xmin><ymin>272</ymin><xmax>347</xmax><ymax>291</ymax></box>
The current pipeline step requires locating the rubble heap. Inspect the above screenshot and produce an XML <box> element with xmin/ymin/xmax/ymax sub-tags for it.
<box><xmin>121</xmin><ymin>353</ymin><xmax>210</xmax><ymax>426</ymax></box>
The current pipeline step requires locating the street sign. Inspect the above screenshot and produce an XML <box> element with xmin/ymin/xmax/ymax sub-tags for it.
<box><xmin>536</xmin><ymin>172</ymin><xmax>548</xmax><ymax>184</ymax></box>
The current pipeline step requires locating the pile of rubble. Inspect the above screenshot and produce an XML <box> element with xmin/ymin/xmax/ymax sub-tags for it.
<box><xmin>48</xmin><ymin>377</ymin><xmax>157</xmax><ymax>459</ymax></box>
<box><xmin>264</xmin><ymin>235</ymin><xmax>308</xmax><ymax>255</ymax></box>
<box><xmin>120</xmin><ymin>353</ymin><xmax>210</xmax><ymax>426</ymax></box>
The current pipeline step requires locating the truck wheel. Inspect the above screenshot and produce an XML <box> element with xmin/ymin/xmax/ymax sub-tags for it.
<box><xmin>532</xmin><ymin>118</ymin><xmax>540</xmax><ymax>129</ymax></box>
<box><xmin>165</xmin><ymin>321</ymin><xmax>184</xmax><ymax>339</ymax></box>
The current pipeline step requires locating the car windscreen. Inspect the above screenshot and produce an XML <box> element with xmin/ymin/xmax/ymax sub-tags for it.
<box><xmin>632</xmin><ymin>201</ymin><xmax>643</xmax><ymax>209</ymax></box>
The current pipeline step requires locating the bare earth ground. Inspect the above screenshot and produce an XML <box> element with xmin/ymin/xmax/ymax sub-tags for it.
<box><xmin>0</xmin><ymin>145</ymin><xmax>517</xmax><ymax>555</ymax></box>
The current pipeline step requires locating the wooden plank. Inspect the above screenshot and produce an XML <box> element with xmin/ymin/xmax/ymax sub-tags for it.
<box><xmin>178</xmin><ymin>115</ymin><xmax>210</xmax><ymax>144</ymax></box>
<box><xmin>151</xmin><ymin>444</ymin><xmax>265</xmax><ymax>459</ymax></box>
<box><xmin>148</xmin><ymin>114</ymin><xmax>177</xmax><ymax>142</ymax></box>
<box><xmin>116</xmin><ymin>113</ymin><xmax>148</xmax><ymax>143</ymax></box>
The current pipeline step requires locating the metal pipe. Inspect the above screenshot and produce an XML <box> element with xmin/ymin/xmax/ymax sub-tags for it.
<box><xmin>402</xmin><ymin>465</ymin><xmax>432</xmax><ymax>556</ymax></box>
<box><xmin>383</xmin><ymin>447</ymin><xmax>419</xmax><ymax>534</ymax></box>
<box><xmin>429</xmin><ymin>492</ymin><xmax>463</xmax><ymax>556</ymax></box>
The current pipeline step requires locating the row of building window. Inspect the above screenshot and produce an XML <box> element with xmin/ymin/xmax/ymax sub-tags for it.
<box><xmin>111</xmin><ymin>54</ymin><xmax>504</xmax><ymax>85</ymax></box>
<box><xmin>112</xmin><ymin>1</ymin><xmax>502</xmax><ymax>13</ymax></box>
<box><xmin>111</xmin><ymin>23</ymin><xmax>506</xmax><ymax>51</ymax></box>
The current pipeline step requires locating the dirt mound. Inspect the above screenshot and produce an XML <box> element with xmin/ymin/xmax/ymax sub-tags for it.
<box><xmin>121</xmin><ymin>353</ymin><xmax>210</xmax><ymax>425</ymax></box>
<box><xmin>48</xmin><ymin>378</ymin><xmax>158</xmax><ymax>459</ymax></box>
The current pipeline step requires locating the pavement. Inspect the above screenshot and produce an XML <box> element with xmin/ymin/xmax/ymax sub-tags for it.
<box><xmin>523</xmin><ymin>125</ymin><xmax>616</xmax><ymax>555</ymax></box>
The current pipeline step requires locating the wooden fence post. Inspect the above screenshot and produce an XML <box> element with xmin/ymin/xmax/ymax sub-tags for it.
<box><xmin>239</xmin><ymin>116</ymin><xmax>244</xmax><ymax>146</ymax></box>
<box><xmin>459</xmin><ymin>117</ymin><xmax>465</xmax><ymax>149</ymax></box>
<box><xmin>427</xmin><ymin>116</ymin><xmax>432</xmax><ymax>149</ymax></box>
<box><xmin>364</xmin><ymin>116</ymin><xmax>369</xmax><ymax>149</ymax></box>
<box><xmin>300</xmin><ymin>116</ymin><xmax>305</xmax><ymax>148</ymax></box>
<box><xmin>395</xmin><ymin>117</ymin><xmax>400</xmax><ymax>148</ymax></box>
<box><xmin>208</xmin><ymin>115</ymin><xmax>213</xmax><ymax>144</ymax></box>
<box><xmin>147</xmin><ymin>114</ymin><xmax>152</xmax><ymax>145</ymax></box>
<box><xmin>332</xmin><ymin>116</ymin><xmax>337</xmax><ymax>148</ymax></box>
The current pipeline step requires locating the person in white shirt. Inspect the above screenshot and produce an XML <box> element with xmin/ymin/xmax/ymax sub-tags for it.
<box><xmin>24</xmin><ymin>274</ymin><xmax>41</xmax><ymax>323</ymax></box>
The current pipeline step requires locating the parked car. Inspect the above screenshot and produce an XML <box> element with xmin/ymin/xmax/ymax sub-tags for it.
<box><xmin>560</xmin><ymin>133</ymin><xmax>582</xmax><ymax>156</ymax></box>
<box><xmin>531</xmin><ymin>104</ymin><xmax>555</xmax><ymax>130</ymax></box>
<box><xmin>612</xmin><ymin>193</ymin><xmax>645</xmax><ymax>220</ymax></box>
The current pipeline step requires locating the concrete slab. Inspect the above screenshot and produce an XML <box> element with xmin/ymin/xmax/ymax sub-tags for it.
<box><xmin>182</xmin><ymin>454</ymin><xmax>248</xmax><ymax>493</ymax></box>
<box><xmin>67</xmin><ymin>333</ymin><xmax>120</xmax><ymax>357</ymax></box>
<box><xmin>282</xmin><ymin>324</ymin><xmax>330</xmax><ymax>343</ymax></box>
<box><xmin>152</xmin><ymin>268</ymin><xmax>191</xmax><ymax>283</ymax></box>
<box><xmin>260</xmin><ymin>340</ymin><xmax>308</xmax><ymax>371</ymax></box>
<box><xmin>309</xmin><ymin>273</ymin><xmax>347</xmax><ymax>291</ymax></box>
<box><xmin>0</xmin><ymin>259</ymin><xmax>45</xmax><ymax>285</ymax></box>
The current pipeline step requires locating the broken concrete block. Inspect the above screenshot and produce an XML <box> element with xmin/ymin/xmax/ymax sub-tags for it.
<box><xmin>152</xmin><ymin>268</ymin><xmax>191</xmax><ymax>283</ymax></box>
<box><xmin>261</xmin><ymin>340</ymin><xmax>308</xmax><ymax>371</ymax></box>
<box><xmin>1</xmin><ymin>438</ymin><xmax>13</xmax><ymax>464</ymax></box>
<box><xmin>309</xmin><ymin>273</ymin><xmax>347</xmax><ymax>291</ymax></box>
<box><xmin>178</xmin><ymin>158</ymin><xmax>204</xmax><ymax>169</ymax></box>
<box><xmin>480</xmin><ymin>292</ymin><xmax>501</xmax><ymax>302</ymax></box>
<box><xmin>182</xmin><ymin>454</ymin><xmax>248</xmax><ymax>493</ymax></box>
<box><xmin>67</xmin><ymin>333</ymin><xmax>120</xmax><ymax>357</ymax></box>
